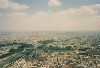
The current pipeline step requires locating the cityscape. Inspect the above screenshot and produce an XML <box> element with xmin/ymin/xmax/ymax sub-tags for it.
<box><xmin>0</xmin><ymin>32</ymin><xmax>100</xmax><ymax>68</ymax></box>
<box><xmin>0</xmin><ymin>0</ymin><xmax>100</xmax><ymax>68</ymax></box>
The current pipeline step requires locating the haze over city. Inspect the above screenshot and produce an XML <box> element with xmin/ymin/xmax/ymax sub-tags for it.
<box><xmin>1</xmin><ymin>0</ymin><xmax>100</xmax><ymax>68</ymax></box>
<box><xmin>0</xmin><ymin>0</ymin><xmax>100</xmax><ymax>31</ymax></box>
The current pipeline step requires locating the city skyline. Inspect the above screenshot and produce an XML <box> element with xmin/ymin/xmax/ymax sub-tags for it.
<box><xmin>0</xmin><ymin>0</ymin><xmax>100</xmax><ymax>31</ymax></box>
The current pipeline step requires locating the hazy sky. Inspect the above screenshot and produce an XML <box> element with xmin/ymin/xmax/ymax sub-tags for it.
<box><xmin>0</xmin><ymin>0</ymin><xmax>100</xmax><ymax>31</ymax></box>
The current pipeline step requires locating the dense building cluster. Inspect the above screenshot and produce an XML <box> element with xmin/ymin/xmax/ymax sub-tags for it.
<box><xmin>0</xmin><ymin>32</ymin><xmax>100</xmax><ymax>68</ymax></box>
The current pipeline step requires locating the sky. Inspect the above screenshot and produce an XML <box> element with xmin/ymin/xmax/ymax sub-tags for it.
<box><xmin>0</xmin><ymin>0</ymin><xmax>100</xmax><ymax>31</ymax></box>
